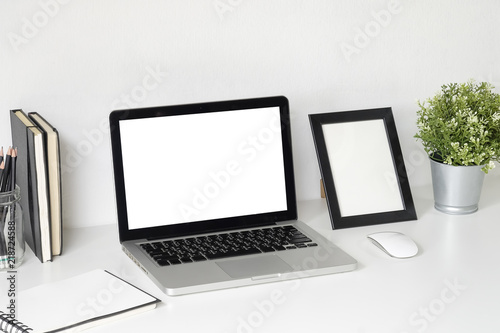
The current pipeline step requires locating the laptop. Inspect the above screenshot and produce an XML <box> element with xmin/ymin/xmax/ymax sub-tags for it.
<box><xmin>109</xmin><ymin>96</ymin><xmax>357</xmax><ymax>296</ymax></box>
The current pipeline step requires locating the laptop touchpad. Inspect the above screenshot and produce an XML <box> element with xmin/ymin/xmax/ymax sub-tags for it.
<box><xmin>216</xmin><ymin>255</ymin><xmax>293</xmax><ymax>279</ymax></box>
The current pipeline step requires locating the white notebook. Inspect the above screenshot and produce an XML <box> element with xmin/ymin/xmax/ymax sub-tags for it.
<box><xmin>0</xmin><ymin>270</ymin><xmax>160</xmax><ymax>333</ymax></box>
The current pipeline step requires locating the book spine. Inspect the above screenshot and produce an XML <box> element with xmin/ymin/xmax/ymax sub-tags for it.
<box><xmin>0</xmin><ymin>311</ymin><xmax>32</xmax><ymax>333</ymax></box>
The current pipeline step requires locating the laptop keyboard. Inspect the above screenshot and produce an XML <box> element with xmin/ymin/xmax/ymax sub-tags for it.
<box><xmin>140</xmin><ymin>225</ymin><xmax>318</xmax><ymax>266</ymax></box>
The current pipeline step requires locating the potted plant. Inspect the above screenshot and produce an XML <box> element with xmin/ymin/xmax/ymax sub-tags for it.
<box><xmin>415</xmin><ymin>80</ymin><xmax>500</xmax><ymax>214</ymax></box>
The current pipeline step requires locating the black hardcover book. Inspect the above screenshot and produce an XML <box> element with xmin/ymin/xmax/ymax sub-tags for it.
<box><xmin>10</xmin><ymin>109</ymin><xmax>52</xmax><ymax>263</ymax></box>
<box><xmin>28</xmin><ymin>112</ymin><xmax>63</xmax><ymax>256</ymax></box>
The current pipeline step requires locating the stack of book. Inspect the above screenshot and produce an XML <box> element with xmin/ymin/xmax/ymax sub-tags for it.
<box><xmin>10</xmin><ymin>110</ymin><xmax>62</xmax><ymax>263</ymax></box>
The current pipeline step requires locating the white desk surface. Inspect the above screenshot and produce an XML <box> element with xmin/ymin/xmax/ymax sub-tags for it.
<box><xmin>12</xmin><ymin>176</ymin><xmax>500</xmax><ymax>333</ymax></box>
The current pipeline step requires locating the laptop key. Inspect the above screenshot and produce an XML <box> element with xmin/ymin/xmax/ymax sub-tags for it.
<box><xmin>151</xmin><ymin>242</ymin><xmax>164</xmax><ymax>249</ymax></box>
<box><xmin>289</xmin><ymin>237</ymin><xmax>312</xmax><ymax>244</ymax></box>
<box><xmin>156</xmin><ymin>259</ymin><xmax>170</xmax><ymax>266</ymax></box>
<box><xmin>260</xmin><ymin>246</ymin><xmax>276</xmax><ymax>253</ymax></box>
<box><xmin>149</xmin><ymin>249</ymin><xmax>165</xmax><ymax>256</ymax></box>
<box><xmin>154</xmin><ymin>255</ymin><xmax>179</xmax><ymax>262</ymax></box>
<box><xmin>169</xmin><ymin>259</ymin><xmax>182</xmax><ymax>265</ymax></box>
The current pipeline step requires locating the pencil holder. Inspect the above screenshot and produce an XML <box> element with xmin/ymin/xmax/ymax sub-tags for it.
<box><xmin>0</xmin><ymin>185</ymin><xmax>24</xmax><ymax>270</ymax></box>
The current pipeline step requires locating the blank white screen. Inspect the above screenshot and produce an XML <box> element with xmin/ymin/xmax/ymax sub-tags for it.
<box><xmin>119</xmin><ymin>107</ymin><xmax>288</xmax><ymax>230</ymax></box>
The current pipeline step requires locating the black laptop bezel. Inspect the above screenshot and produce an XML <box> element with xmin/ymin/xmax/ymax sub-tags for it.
<box><xmin>110</xmin><ymin>96</ymin><xmax>297</xmax><ymax>243</ymax></box>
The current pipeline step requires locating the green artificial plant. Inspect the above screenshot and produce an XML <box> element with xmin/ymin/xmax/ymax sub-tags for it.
<box><xmin>415</xmin><ymin>80</ymin><xmax>500</xmax><ymax>173</ymax></box>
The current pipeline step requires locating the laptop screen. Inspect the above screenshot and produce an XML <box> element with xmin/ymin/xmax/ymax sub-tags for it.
<box><xmin>110</xmin><ymin>96</ymin><xmax>297</xmax><ymax>241</ymax></box>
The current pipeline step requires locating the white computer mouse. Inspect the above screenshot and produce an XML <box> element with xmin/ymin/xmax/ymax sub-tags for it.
<box><xmin>367</xmin><ymin>231</ymin><xmax>418</xmax><ymax>259</ymax></box>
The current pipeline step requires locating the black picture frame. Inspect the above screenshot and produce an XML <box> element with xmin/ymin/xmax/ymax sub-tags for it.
<box><xmin>309</xmin><ymin>107</ymin><xmax>417</xmax><ymax>229</ymax></box>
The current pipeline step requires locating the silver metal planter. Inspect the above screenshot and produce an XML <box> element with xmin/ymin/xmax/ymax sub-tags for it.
<box><xmin>430</xmin><ymin>158</ymin><xmax>485</xmax><ymax>214</ymax></box>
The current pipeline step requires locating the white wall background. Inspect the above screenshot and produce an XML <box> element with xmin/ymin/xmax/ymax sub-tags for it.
<box><xmin>1</xmin><ymin>0</ymin><xmax>499</xmax><ymax>228</ymax></box>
